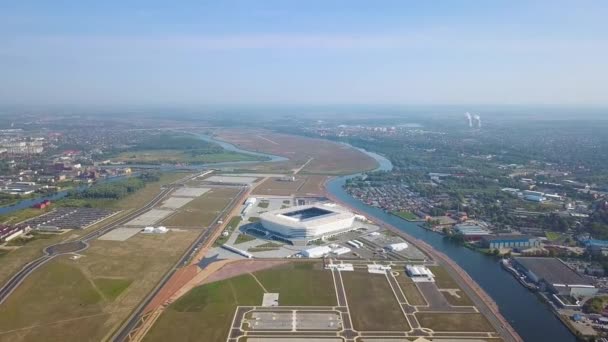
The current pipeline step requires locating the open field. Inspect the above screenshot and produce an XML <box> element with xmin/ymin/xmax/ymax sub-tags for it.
<box><xmin>115</xmin><ymin>149</ymin><xmax>261</xmax><ymax>165</ymax></box>
<box><xmin>0</xmin><ymin>229</ymin><xmax>201</xmax><ymax>342</ymax></box>
<box><xmin>144</xmin><ymin>274</ymin><xmax>264</xmax><ymax>342</ymax></box>
<box><xmin>254</xmin><ymin>263</ymin><xmax>337</xmax><ymax>306</ymax></box>
<box><xmin>252</xmin><ymin>177</ymin><xmax>306</xmax><ymax>196</ymax></box>
<box><xmin>395</xmin><ymin>273</ymin><xmax>427</xmax><ymax>306</ymax></box>
<box><xmin>341</xmin><ymin>271</ymin><xmax>409</xmax><ymax>331</ymax></box>
<box><xmin>415</xmin><ymin>312</ymin><xmax>494</xmax><ymax>332</ymax></box>
<box><xmin>213</xmin><ymin>216</ymin><xmax>242</xmax><ymax>246</ymax></box>
<box><xmin>0</xmin><ymin>173</ymin><xmax>187</xmax><ymax>287</ymax></box>
<box><xmin>252</xmin><ymin>175</ymin><xmax>327</xmax><ymax>196</ymax></box>
<box><xmin>215</xmin><ymin>129</ymin><xmax>378</xmax><ymax>175</ymax></box>
<box><xmin>161</xmin><ymin>187</ymin><xmax>240</xmax><ymax>227</ymax></box>
<box><xmin>426</xmin><ymin>266</ymin><xmax>474</xmax><ymax>305</ymax></box>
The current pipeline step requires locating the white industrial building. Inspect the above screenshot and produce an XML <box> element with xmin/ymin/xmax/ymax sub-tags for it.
<box><xmin>142</xmin><ymin>226</ymin><xmax>169</xmax><ymax>234</ymax></box>
<box><xmin>260</xmin><ymin>203</ymin><xmax>356</xmax><ymax>245</ymax></box>
<box><xmin>301</xmin><ymin>245</ymin><xmax>332</xmax><ymax>258</ymax></box>
<box><xmin>387</xmin><ymin>242</ymin><xmax>408</xmax><ymax>252</ymax></box>
<box><xmin>406</xmin><ymin>265</ymin><xmax>435</xmax><ymax>282</ymax></box>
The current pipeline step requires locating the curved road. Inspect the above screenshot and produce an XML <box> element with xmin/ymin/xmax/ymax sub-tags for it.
<box><xmin>0</xmin><ymin>173</ymin><xmax>199</xmax><ymax>305</ymax></box>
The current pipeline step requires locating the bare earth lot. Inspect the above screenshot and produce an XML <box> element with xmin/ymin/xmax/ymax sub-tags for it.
<box><xmin>215</xmin><ymin>129</ymin><xmax>378</xmax><ymax>175</ymax></box>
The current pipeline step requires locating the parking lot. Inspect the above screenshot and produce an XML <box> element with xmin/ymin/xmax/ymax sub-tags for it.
<box><xmin>25</xmin><ymin>208</ymin><xmax>119</xmax><ymax>230</ymax></box>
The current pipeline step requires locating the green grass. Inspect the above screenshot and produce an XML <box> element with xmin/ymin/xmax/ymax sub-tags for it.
<box><xmin>545</xmin><ymin>231</ymin><xmax>562</xmax><ymax>241</ymax></box>
<box><xmin>94</xmin><ymin>278</ymin><xmax>133</xmax><ymax>300</ymax></box>
<box><xmin>234</xmin><ymin>233</ymin><xmax>256</xmax><ymax>244</ymax></box>
<box><xmin>145</xmin><ymin>274</ymin><xmax>264</xmax><ymax>342</ymax></box>
<box><xmin>395</xmin><ymin>274</ymin><xmax>427</xmax><ymax>306</ymax></box>
<box><xmin>0</xmin><ymin>207</ymin><xmax>51</xmax><ymax>225</ymax></box>
<box><xmin>427</xmin><ymin>266</ymin><xmax>459</xmax><ymax>289</ymax></box>
<box><xmin>254</xmin><ymin>263</ymin><xmax>337</xmax><ymax>306</ymax></box>
<box><xmin>0</xmin><ymin>260</ymin><xmax>103</xmax><ymax>333</ymax></box>
<box><xmin>341</xmin><ymin>271</ymin><xmax>409</xmax><ymax>331</ymax></box>
<box><xmin>392</xmin><ymin>210</ymin><xmax>419</xmax><ymax>221</ymax></box>
<box><xmin>248</xmin><ymin>217</ymin><xmax>260</xmax><ymax>223</ymax></box>
<box><xmin>257</xmin><ymin>201</ymin><xmax>269</xmax><ymax>208</ymax></box>
<box><xmin>415</xmin><ymin>313</ymin><xmax>494</xmax><ymax>332</ymax></box>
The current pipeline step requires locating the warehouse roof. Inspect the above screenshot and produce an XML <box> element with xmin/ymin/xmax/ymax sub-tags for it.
<box><xmin>514</xmin><ymin>257</ymin><xmax>593</xmax><ymax>286</ymax></box>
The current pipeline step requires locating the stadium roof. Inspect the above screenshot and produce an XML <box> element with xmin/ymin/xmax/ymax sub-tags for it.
<box><xmin>514</xmin><ymin>257</ymin><xmax>593</xmax><ymax>286</ymax></box>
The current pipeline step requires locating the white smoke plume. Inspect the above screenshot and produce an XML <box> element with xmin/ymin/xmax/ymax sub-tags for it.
<box><xmin>465</xmin><ymin>112</ymin><xmax>473</xmax><ymax>127</ymax></box>
<box><xmin>473</xmin><ymin>114</ymin><xmax>481</xmax><ymax>128</ymax></box>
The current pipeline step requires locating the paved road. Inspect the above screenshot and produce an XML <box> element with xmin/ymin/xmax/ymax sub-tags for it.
<box><xmin>111</xmin><ymin>186</ymin><xmax>247</xmax><ymax>342</ymax></box>
<box><xmin>0</xmin><ymin>172</ymin><xmax>200</xmax><ymax>305</ymax></box>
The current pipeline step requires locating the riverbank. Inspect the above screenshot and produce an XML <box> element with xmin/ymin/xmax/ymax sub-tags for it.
<box><xmin>323</xmin><ymin>179</ymin><xmax>523</xmax><ymax>342</ymax></box>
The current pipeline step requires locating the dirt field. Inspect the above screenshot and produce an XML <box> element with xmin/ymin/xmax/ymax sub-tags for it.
<box><xmin>415</xmin><ymin>312</ymin><xmax>494</xmax><ymax>332</ymax></box>
<box><xmin>341</xmin><ymin>271</ymin><xmax>409</xmax><ymax>331</ymax></box>
<box><xmin>161</xmin><ymin>187</ymin><xmax>240</xmax><ymax>227</ymax></box>
<box><xmin>215</xmin><ymin>129</ymin><xmax>378</xmax><ymax>175</ymax></box>
<box><xmin>251</xmin><ymin>175</ymin><xmax>328</xmax><ymax>196</ymax></box>
<box><xmin>0</xmin><ymin>230</ymin><xmax>200</xmax><ymax>342</ymax></box>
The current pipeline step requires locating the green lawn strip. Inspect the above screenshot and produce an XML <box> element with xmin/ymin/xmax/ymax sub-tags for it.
<box><xmin>341</xmin><ymin>271</ymin><xmax>409</xmax><ymax>331</ymax></box>
<box><xmin>392</xmin><ymin>210</ymin><xmax>419</xmax><ymax>221</ymax></box>
<box><xmin>257</xmin><ymin>201</ymin><xmax>269</xmax><ymax>208</ymax></box>
<box><xmin>94</xmin><ymin>278</ymin><xmax>133</xmax><ymax>300</ymax></box>
<box><xmin>144</xmin><ymin>274</ymin><xmax>263</xmax><ymax>342</ymax></box>
<box><xmin>427</xmin><ymin>266</ymin><xmax>459</xmax><ymax>289</ymax></box>
<box><xmin>234</xmin><ymin>234</ymin><xmax>256</xmax><ymax>245</ymax></box>
<box><xmin>254</xmin><ymin>263</ymin><xmax>337</xmax><ymax>306</ymax></box>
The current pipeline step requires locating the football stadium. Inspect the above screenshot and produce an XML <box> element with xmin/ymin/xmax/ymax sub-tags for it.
<box><xmin>259</xmin><ymin>203</ymin><xmax>356</xmax><ymax>244</ymax></box>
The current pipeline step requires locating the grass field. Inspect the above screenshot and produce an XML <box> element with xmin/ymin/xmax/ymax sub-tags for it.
<box><xmin>392</xmin><ymin>210</ymin><xmax>419</xmax><ymax>221</ymax></box>
<box><xmin>115</xmin><ymin>149</ymin><xmax>261</xmax><ymax>165</ymax></box>
<box><xmin>144</xmin><ymin>274</ymin><xmax>261</xmax><ymax>342</ymax></box>
<box><xmin>0</xmin><ymin>229</ymin><xmax>200</xmax><ymax>342</ymax></box>
<box><xmin>425</xmin><ymin>266</ymin><xmax>474</xmax><ymax>305</ymax></box>
<box><xmin>255</xmin><ymin>263</ymin><xmax>336</xmax><ymax>306</ymax></box>
<box><xmin>415</xmin><ymin>313</ymin><xmax>494</xmax><ymax>332</ymax></box>
<box><xmin>341</xmin><ymin>271</ymin><xmax>409</xmax><ymax>331</ymax></box>
<box><xmin>0</xmin><ymin>173</ymin><xmax>187</xmax><ymax>288</ymax></box>
<box><xmin>234</xmin><ymin>233</ymin><xmax>256</xmax><ymax>244</ymax></box>
<box><xmin>161</xmin><ymin>187</ymin><xmax>239</xmax><ymax>227</ymax></box>
<box><xmin>395</xmin><ymin>273</ymin><xmax>427</xmax><ymax>306</ymax></box>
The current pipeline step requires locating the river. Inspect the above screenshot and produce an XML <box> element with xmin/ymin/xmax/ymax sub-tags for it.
<box><xmin>324</xmin><ymin>150</ymin><xmax>576</xmax><ymax>342</ymax></box>
<box><xmin>4</xmin><ymin>133</ymin><xmax>577</xmax><ymax>341</ymax></box>
<box><xmin>199</xmin><ymin>134</ymin><xmax>575</xmax><ymax>342</ymax></box>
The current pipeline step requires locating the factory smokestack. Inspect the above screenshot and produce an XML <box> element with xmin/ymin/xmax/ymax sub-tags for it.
<box><xmin>465</xmin><ymin>112</ymin><xmax>473</xmax><ymax>127</ymax></box>
<box><xmin>473</xmin><ymin>114</ymin><xmax>482</xmax><ymax>128</ymax></box>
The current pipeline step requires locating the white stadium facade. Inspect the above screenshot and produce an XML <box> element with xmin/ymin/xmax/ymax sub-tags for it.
<box><xmin>259</xmin><ymin>203</ymin><xmax>355</xmax><ymax>245</ymax></box>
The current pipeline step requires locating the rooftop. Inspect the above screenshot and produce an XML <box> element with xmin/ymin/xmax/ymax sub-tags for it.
<box><xmin>514</xmin><ymin>257</ymin><xmax>593</xmax><ymax>286</ymax></box>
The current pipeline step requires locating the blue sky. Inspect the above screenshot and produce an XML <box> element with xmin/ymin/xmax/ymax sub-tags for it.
<box><xmin>1</xmin><ymin>1</ymin><xmax>607</xmax><ymax>106</ymax></box>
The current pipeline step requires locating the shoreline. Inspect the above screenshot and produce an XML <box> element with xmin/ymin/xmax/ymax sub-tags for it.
<box><xmin>323</xmin><ymin>179</ymin><xmax>523</xmax><ymax>342</ymax></box>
